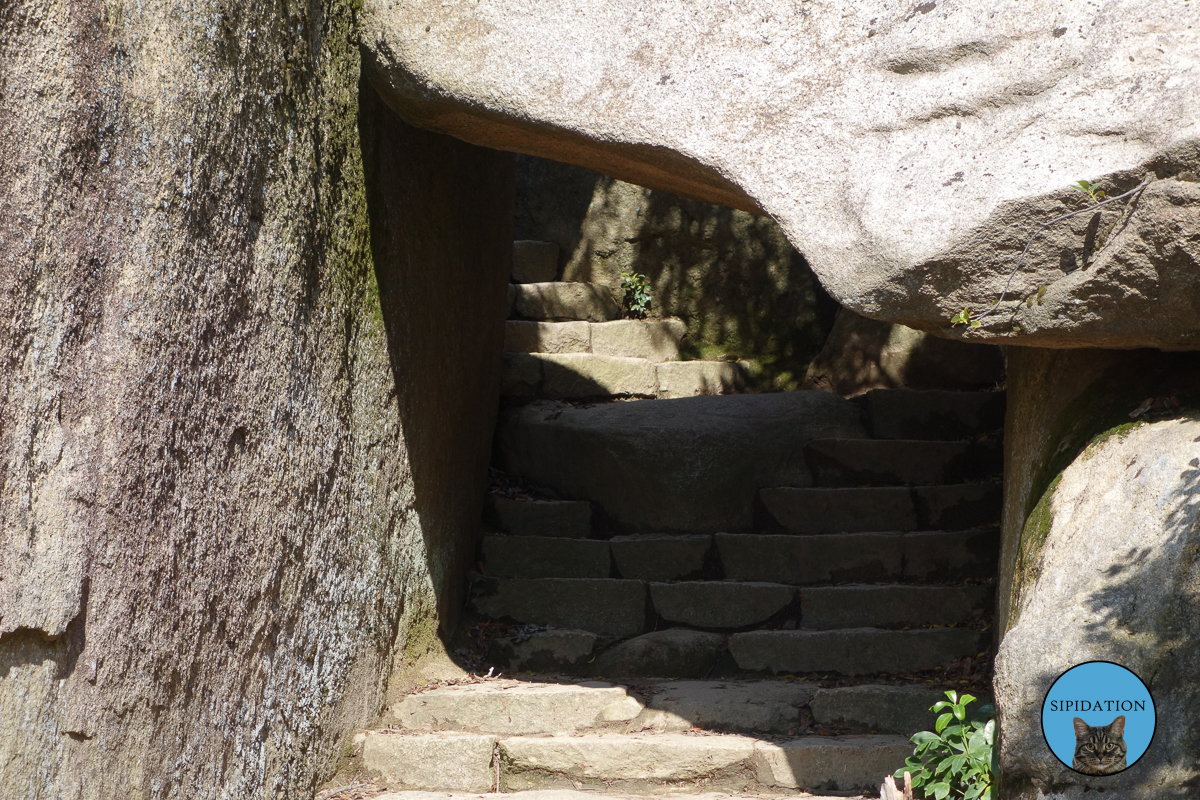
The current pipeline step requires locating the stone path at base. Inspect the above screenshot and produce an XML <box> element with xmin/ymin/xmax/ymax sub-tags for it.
<box><xmin>374</xmin><ymin>791</ymin><xmax>862</xmax><ymax>800</ymax></box>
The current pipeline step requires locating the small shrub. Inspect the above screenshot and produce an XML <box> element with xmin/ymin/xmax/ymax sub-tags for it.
<box><xmin>895</xmin><ymin>690</ymin><xmax>996</xmax><ymax>800</ymax></box>
<box><xmin>619</xmin><ymin>270</ymin><xmax>652</xmax><ymax>318</ymax></box>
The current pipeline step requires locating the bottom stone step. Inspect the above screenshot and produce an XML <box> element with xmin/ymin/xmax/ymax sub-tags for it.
<box><xmin>362</xmin><ymin>731</ymin><xmax>912</xmax><ymax>794</ymax></box>
<box><xmin>730</xmin><ymin>627</ymin><xmax>990</xmax><ymax>675</ymax></box>
<box><xmin>374</xmin><ymin>792</ymin><xmax>860</xmax><ymax>800</ymax></box>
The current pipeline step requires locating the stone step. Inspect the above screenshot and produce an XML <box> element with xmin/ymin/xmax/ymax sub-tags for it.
<box><xmin>590</xmin><ymin>629</ymin><xmax>727</xmax><ymax>679</ymax></box>
<box><xmin>512</xmin><ymin>240</ymin><xmax>560</xmax><ymax>283</ymax></box>
<box><xmin>760</xmin><ymin>483</ymin><xmax>1001</xmax><ymax>534</ymax></box>
<box><xmin>372</xmin><ymin>792</ymin><xmax>856</xmax><ymax>800</ymax></box>
<box><xmin>609</xmin><ymin>534</ymin><xmax>712</xmax><ymax>580</ymax></box>
<box><xmin>490</xmin><ymin>497</ymin><xmax>592</xmax><ymax>538</ymax></box>
<box><xmin>498</xmin><ymin>732</ymin><xmax>911</xmax><ymax>793</ymax></box>
<box><xmin>494</xmin><ymin>393</ymin><xmax>866</xmax><ymax>534</ymax></box>
<box><xmin>809</xmin><ymin>684</ymin><xmax>988</xmax><ymax>736</ymax></box>
<box><xmin>635</xmin><ymin>679</ymin><xmax>816</xmax><ymax>734</ymax></box>
<box><xmin>481</xmin><ymin>535</ymin><xmax>611</xmax><ymax>579</ymax></box>
<box><xmin>804</xmin><ymin>438</ymin><xmax>1002</xmax><ymax>487</ymax></box>
<box><xmin>730</xmin><ymin>627</ymin><xmax>990</xmax><ymax>675</ymax></box>
<box><xmin>863</xmin><ymin>388</ymin><xmax>1006</xmax><ymax>441</ymax></box>
<box><xmin>715</xmin><ymin>529</ymin><xmax>999</xmax><ymax>585</ymax></box>
<box><xmin>501</xmin><ymin>352</ymin><xmax>749</xmax><ymax>399</ymax></box>
<box><xmin>386</xmin><ymin>680</ymin><xmax>643</xmax><ymax>735</ymax></box>
<box><xmin>504</xmin><ymin>319</ymin><xmax>688</xmax><ymax>362</ymax></box>
<box><xmin>469</xmin><ymin>576</ymin><xmax>647</xmax><ymax>638</ymax></box>
<box><xmin>511</xmin><ymin>281</ymin><xmax>622</xmax><ymax>322</ymax></box>
<box><xmin>799</xmin><ymin>583</ymin><xmax>994</xmax><ymax>630</ymax></box>
<box><xmin>649</xmin><ymin>581</ymin><xmax>797</xmax><ymax>628</ymax></box>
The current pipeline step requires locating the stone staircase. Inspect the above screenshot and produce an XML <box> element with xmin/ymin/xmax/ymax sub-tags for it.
<box><xmin>502</xmin><ymin>240</ymin><xmax>749</xmax><ymax>400</ymax></box>
<box><xmin>344</xmin><ymin>386</ymin><xmax>1004</xmax><ymax>798</ymax></box>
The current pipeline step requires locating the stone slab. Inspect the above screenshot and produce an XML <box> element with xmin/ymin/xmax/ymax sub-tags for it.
<box><xmin>362</xmin><ymin>733</ymin><xmax>495</xmax><ymax>792</ymax></box>
<box><xmin>801</xmin><ymin>584</ymin><xmax>994</xmax><ymax>630</ymax></box>
<box><xmin>590</xmin><ymin>629</ymin><xmax>726</xmax><ymax>679</ymax></box>
<box><xmin>481</xmin><ymin>535</ymin><xmax>610</xmax><ymax>579</ymax></box>
<box><xmin>729</xmin><ymin>628</ymin><xmax>990</xmax><ymax>675</ymax></box>
<box><xmin>513</xmin><ymin>240</ymin><xmax>560</xmax><ymax>283</ymax></box>
<box><xmin>914</xmin><ymin>483</ymin><xmax>1003</xmax><ymax>530</ymax></box>
<box><xmin>590</xmin><ymin>319</ymin><xmax>687</xmax><ymax>362</ymax></box>
<box><xmin>512</xmin><ymin>282</ymin><xmax>621</xmax><ymax>322</ymax></box>
<box><xmin>505</xmin><ymin>321</ymin><xmax>590</xmax><ymax>354</ymax></box>
<box><xmin>492</xmin><ymin>497</ymin><xmax>591</xmax><ymax>539</ymax></box>
<box><xmin>641</xmin><ymin>680</ymin><xmax>816</xmax><ymax>734</ymax></box>
<box><xmin>539</xmin><ymin>353</ymin><xmax>658</xmax><ymax>398</ymax></box>
<box><xmin>866</xmin><ymin>390</ymin><xmax>1007</xmax><ymax>441</ymax></box>
<box><xmin>390</xmin><ymin>681</ymin><xmax>639</xmax><ymax>735</ymax></box>
<box><xmin>804</xmin><ymin>439</ymin><xmax>1003</xmax><ymax>487</ymax></box>
<box><xmin>901</xmin><ymin>528</ymin><xmax>1000</xmax><ymax>582</ymax></box>
<box><xmin>753</xmin><ymin>736</ymin><xmax>913</xmax><ymax>792</ymax></box>
<box><xmin>500</xmin><ymin>733</ymin><xmax>758</xmax><ymax>784</ymax></box>
<box><xmin>495</xmin><ymin>393</ymin><xmax>866</xmax><ymax>534</ymax></box>
<box><xmin>716</xmin><ymin>532</ymin><xmax>906</xmax><ymax>585</ymax></box>
<box><xmin>761</xmin><ymin>487</ymin><xmax>917</xmax><ymax>534</ymax></box>
<box><xmin>491</xmin><ymin>629</ymin><xmax>598</xmax><ymax>673</ymax></box>
<box><xmin>649</xmin><ymin>581</ymin><xmax>796</xmax><ymax>629</ymax></box>
<box><xmin>656</xmin><ymin>360</ymin><xmax>748</xmax><ymax>399</ymax></box>
<box><xmin>470</xmin><ymin>577</ymin><xmax>647</xmax><ymax>638</ymax></box>
<box><xmin>373</xmin><ymin>793</ymin><xmax>854</xmax><ymax>800</ymax></box>
<box><xmin>609</xmin><ymin>534</ymin><xmax>712</xmax><ymax>581</ymax></box>
<box><xmin>809</xmin><ymin>684</ymin><xmax>960</xmax><ymax>736</ymax></box>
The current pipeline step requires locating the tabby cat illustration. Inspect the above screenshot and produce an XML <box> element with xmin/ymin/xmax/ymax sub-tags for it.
<box><xmin>1072</xmin><ymin>715</ymin><xmax>1128</xmax><ymax>775</ymax></box>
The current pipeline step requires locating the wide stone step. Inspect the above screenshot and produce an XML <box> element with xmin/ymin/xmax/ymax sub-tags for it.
<box><xmin>809</xmin><ymin>684</ymin><xmax>982</xmax><ymax>736</ymax></box>
<box><xmin>635</xmin><ymin>679</ymin><xmax>816</xmax><ymax>734</ymax></box>
<box><xmin>386</xmin><ymin>680</ymin><xmax>642</xmax><ymax>735</ymax></box>
<box><xmin>373</xmin><ymin>792</ymin><xmax>859</xmax><ymax>800</ymax></box>
<box><xmin>504</xmin><ymin>319</ymin><xmax>688</xmax><ymax>362</ymax></box>
<box><xmin>469</xmin><ymin>576</ymin><xmax>647</xmax><ymax>637</ymax></box>
<box><xmin>609</xmin><ymin>534</ymin><xmax>713</xmax><ymax>580</ymax></box>
<box><xmin>800</xmin><ymin>583</ymin><xmax>994</xmax><ymax>630</ymax></box>
<box><xmin>729</xmin><ymin>627</ymin><xmax>989</xmax><ymax>674</ymax></box>
<box><xmin>804</xmin><ymin>438</ymin><xmax>1002</xmax><ymax>487</ymax></box>
<box><xmin>481</xmin><ymin>535</ymin><xmax>611</xmax><ymax>579</ymax></box>
<box><xmin>760</xmin><ymin>483</ymin><xmax>1001</xmax><ymax>534</ymax></box>
<box><xmin>490</xmin><ymin>497</ymin><xmax>592</xmax><ymax>538</ymax></box>
<box><xmin>494</xmin><ymin>393</ymin><xmax>865</xmax><ymax>534</ymax></box>
<box><xmin>715</xmin><ymin>529</ymin><xmax>1000</xmax><ymax>584</ymax></box>
<box><xmin>863</xmin><ymin>388</ymin><xmax>1006</xmax><ymax>441</ymax></box>
<box><xmin>501</xmin><ymin>352</ymin><xmax>749</xmax><ymax>399</ymax></box>
<box><xmin>511</xmin><ymin>281</ymin><xmax>621</xmax><ymax>322</ymax></box>
<box><xmin>499</xmin><ymin>732</ymin><xmax>911</xmax><ymax>793</ymax></box>
<box><xmin>648</xmin><ymin>581</ymin><xmax>797</xmax><ymax>628</ymax></box>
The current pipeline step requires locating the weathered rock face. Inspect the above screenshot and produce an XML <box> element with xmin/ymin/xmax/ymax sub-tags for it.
<box><xmin>361</xmin><ymin>0</ymin><xmax>1200</xmax><ymax>350</ymax></box>
<box><xmin>514</xmin><ymin>156</ymin><xmax>836</xmax><ymax>387</ymax></box>
<box><xmin>0</xmin><ymin>7</ymin><xmax>512</xmax><ymax>798</ymax></box>
<box><xmin>995</xmin><ymin>348</ymin><xmax>1200</xmax><ymax>798</ymax></box>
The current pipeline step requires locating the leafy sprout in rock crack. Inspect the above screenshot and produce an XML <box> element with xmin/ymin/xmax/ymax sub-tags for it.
<box><xmin>949</xmin><ymin>173</ymin><xmax>1155</xmax><ymax>330</ymax></box>
<box><xmin>619</xmin><ymin>269</ymin><xmax>652</xmax><ymax>318</ymax></box>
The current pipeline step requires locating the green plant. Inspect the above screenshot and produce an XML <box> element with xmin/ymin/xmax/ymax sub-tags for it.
<box><xmin>1073</xmin><ymin>179</ymin><xmax>1107</xmax><ymax>204</ymax></box>
<box><xmin>894</xmin><ymin>690</ymin><xmax>997</xmax><ymax>800</ymax></box>
<box><xmin>619</xmin><ymin>270</ymin><xmax>652</xmax><ymax>318</ymax></box>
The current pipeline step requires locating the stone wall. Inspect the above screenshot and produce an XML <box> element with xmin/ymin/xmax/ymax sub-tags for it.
<box><xmin>0</xmin><ymin>4</ymin><xmax>512</xmax><ymax>795</ymax></box>
<box><xmin>995</xmin><ymin>348</ymin><xmax>1200</xmax><ymax>798</ymax></box>
<box><xmin>514</xmin><ymin>156</ymin><xmax>837</xmax><ymax>389</ymax></box>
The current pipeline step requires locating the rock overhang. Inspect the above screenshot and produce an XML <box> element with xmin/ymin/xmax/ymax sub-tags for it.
<box><xmin>361</xmin><ymin>0</ymin><xmax>1200</xmax><ymax>349</ymax></box>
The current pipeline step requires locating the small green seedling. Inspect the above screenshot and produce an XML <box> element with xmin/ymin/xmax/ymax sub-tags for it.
<box><xmin>619</xmin><ymin>270</ymin><xmax>652</xmax><ymax>318</ymax></box>
<box><xmin>1074</xmin><ymin>179</ymin><xmax>1107</xmax><ymax>204</ymax></box>
<box><xmin>950</xmin><ymin>308</ymin><xmax>981</xmax><ymax>328</ymax></box>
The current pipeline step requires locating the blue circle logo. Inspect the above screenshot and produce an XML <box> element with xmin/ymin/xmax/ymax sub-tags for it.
<box><xmin>1041</xmin><ymin>661</ymin><xmax>1155</xmax><ymax>775</ymax></box>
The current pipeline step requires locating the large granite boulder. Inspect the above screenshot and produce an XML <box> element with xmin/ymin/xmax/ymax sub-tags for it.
<box><xmin>995</xmin><ymin>348</ymin><xmax>1200</xmax><ymax>798</ymax></box>
<box><xmin>361</xmin><ymin>1</ymin><xmax>1200</xmax><ymax>350</ymax></box>
<box><xmin>494</xmin><ymin>392</ymin><xmax>866</xmax><ymax>533</ymax></box>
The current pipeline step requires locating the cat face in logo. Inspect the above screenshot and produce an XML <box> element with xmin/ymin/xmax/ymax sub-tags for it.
<box><xmin>1072</xmin><ymin>715</ymin><xmax>1127</xmax><ymax>775</ymax></box>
